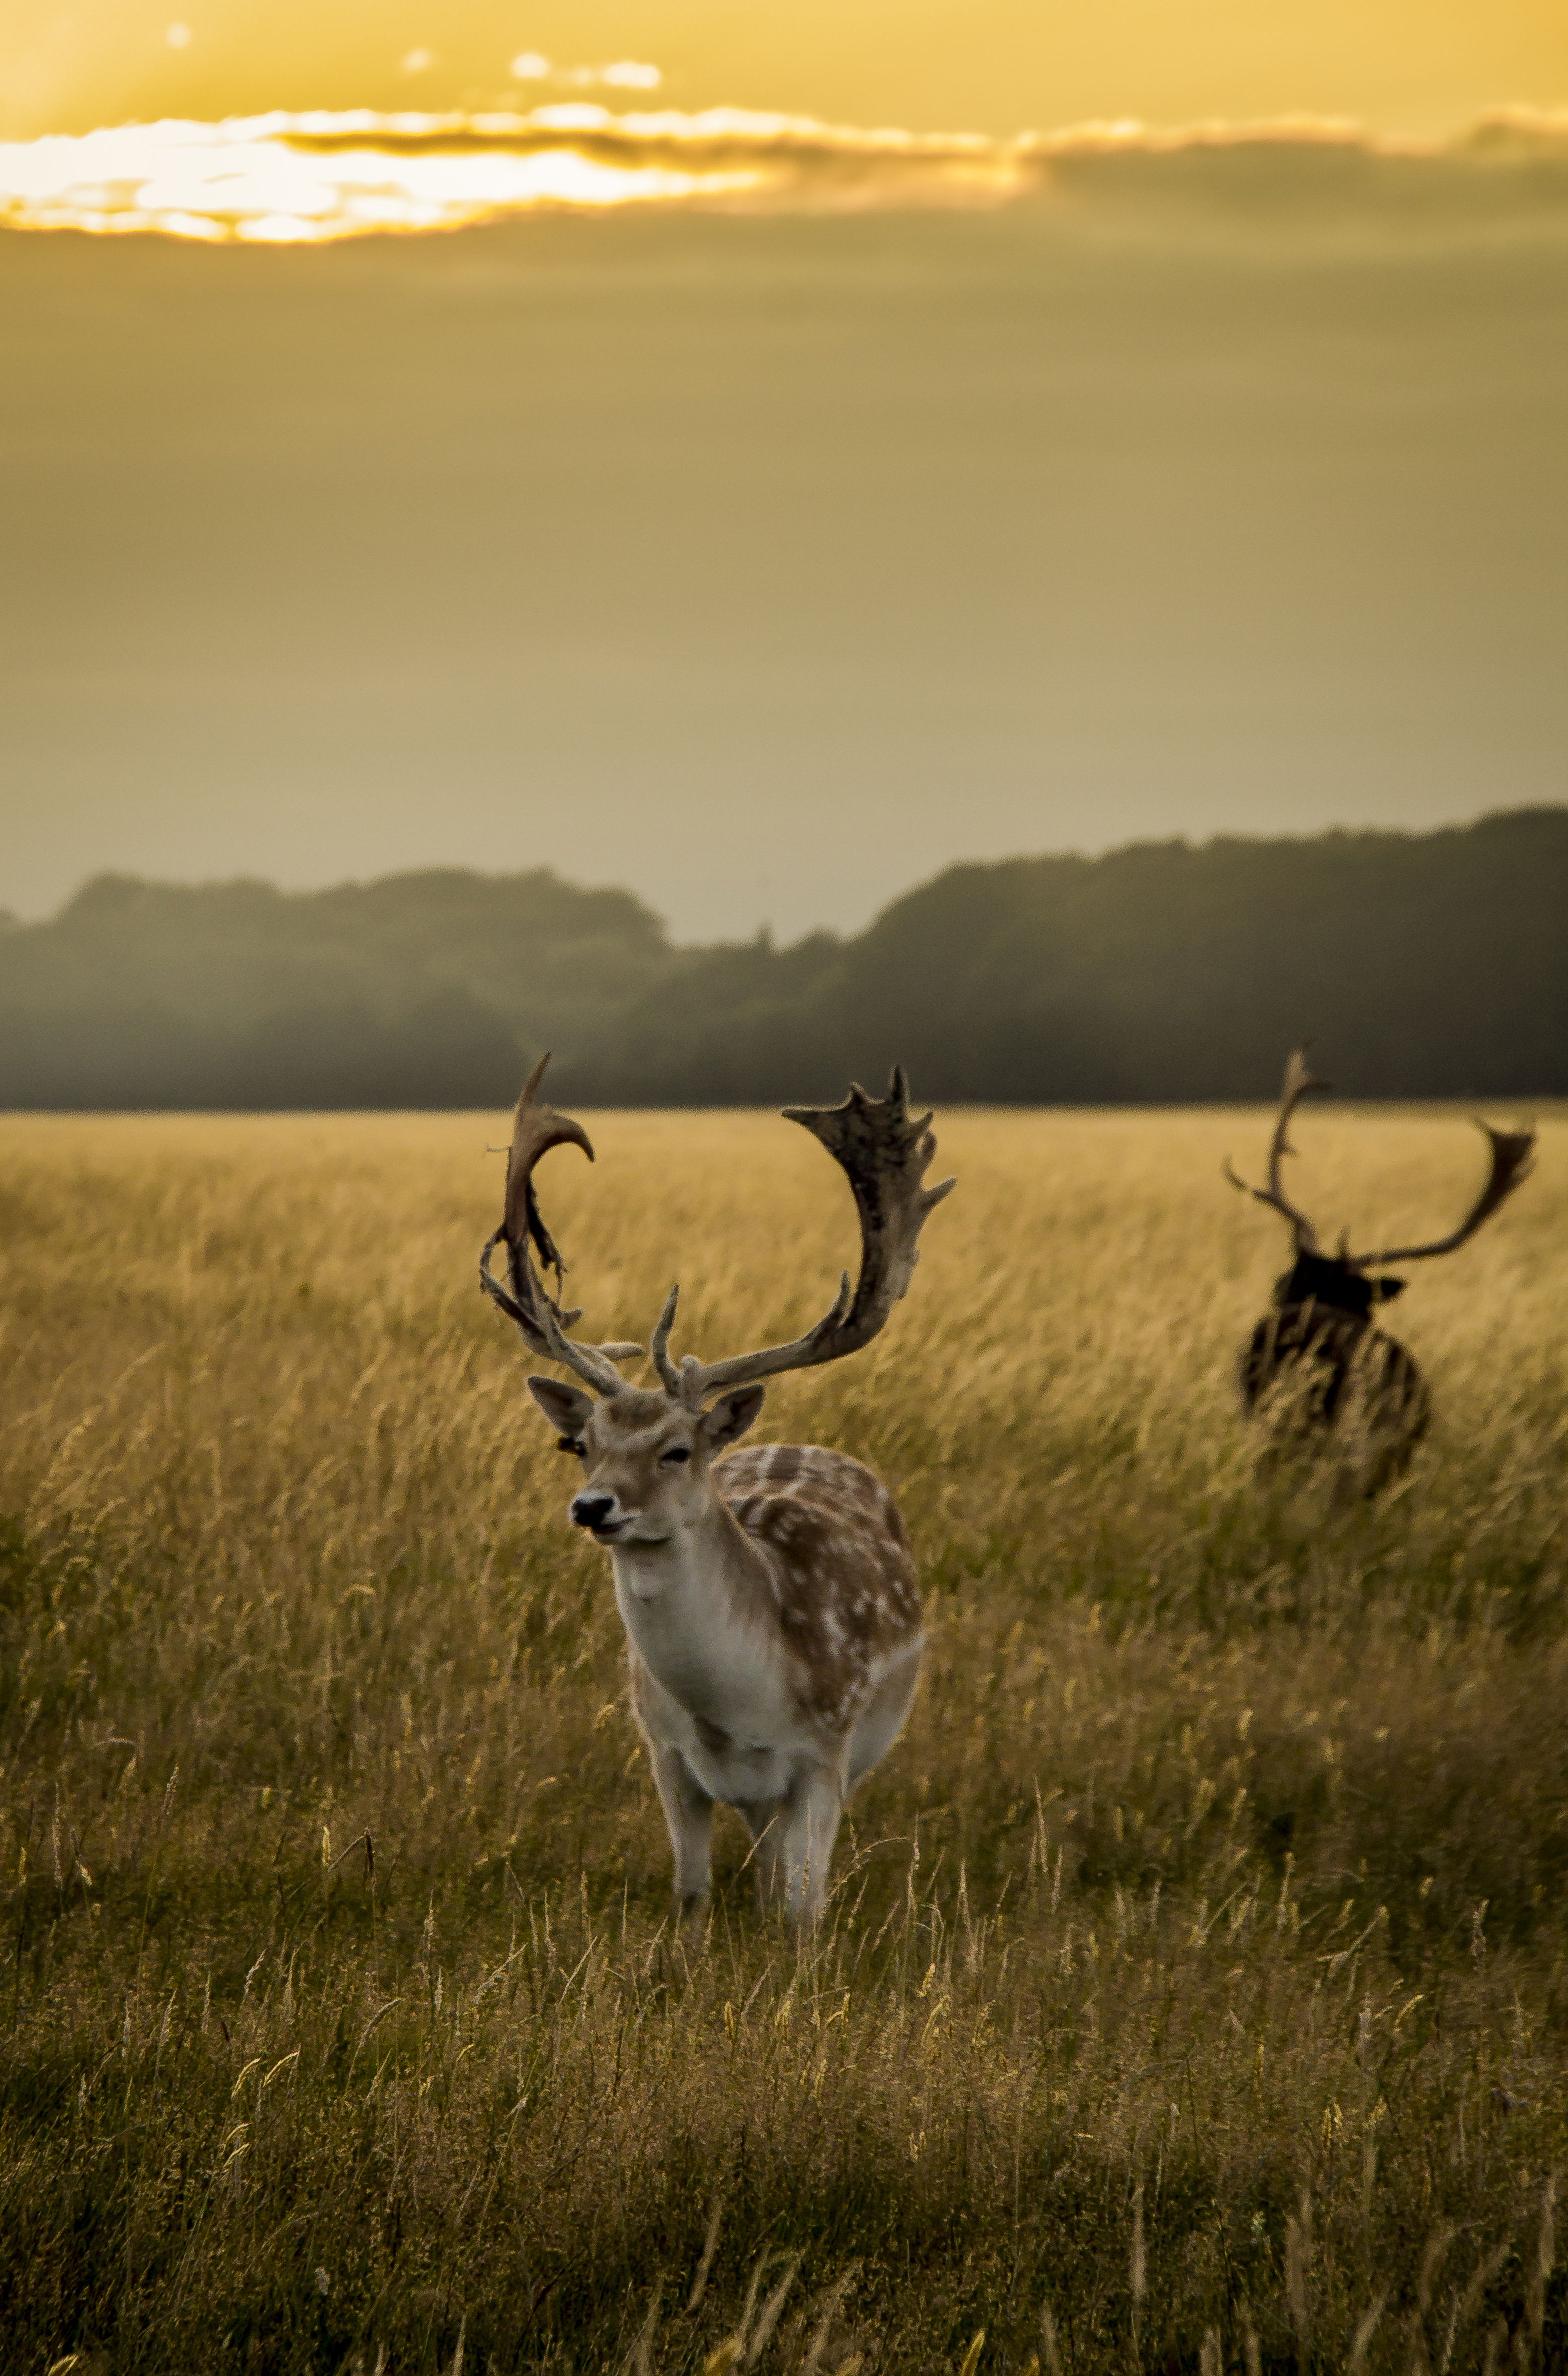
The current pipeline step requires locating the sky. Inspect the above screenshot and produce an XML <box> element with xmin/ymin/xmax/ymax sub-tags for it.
<box><xmin>0</xmin><ymin>6</ymin><xmax>1565</xmax><ymax>943</ymax></box>
<box><xmin>3</xmin><ymin>0</ymin><xmax>1566</xmax><ymax>141</ymax></box>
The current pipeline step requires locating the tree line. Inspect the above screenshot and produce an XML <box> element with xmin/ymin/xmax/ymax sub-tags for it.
<box><xmin>1</xmin><ymin>808</ymin><xmax>1563</xmax><ymax>1108</ymax></box>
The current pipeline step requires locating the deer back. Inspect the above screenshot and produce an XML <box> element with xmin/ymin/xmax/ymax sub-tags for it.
<box><xmin>1241</xmin><ymin>1303</ymin><xmax>1431</xmax><ymax>1487</ymax></box>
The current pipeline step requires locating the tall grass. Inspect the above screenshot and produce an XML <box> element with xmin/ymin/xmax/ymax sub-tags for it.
<box><xmin>0</xmin><ymin>1106</ymin><xmax>1564</xmax><ymax>2373</ymax></box>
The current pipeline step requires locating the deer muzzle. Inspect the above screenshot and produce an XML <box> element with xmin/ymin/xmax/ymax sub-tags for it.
<box><xmin>570</xmin><ymin>1489</ymin><xmax>627</xmax><ymax>1537</ymax></box>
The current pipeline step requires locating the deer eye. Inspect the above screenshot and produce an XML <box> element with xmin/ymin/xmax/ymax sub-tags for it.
<box><xmin>659</xmin><ymin>1445</ymin><xmax>691</xmax><ymax>1466</ymax></box>
<box><xmin>556</xmin><ymin>1436</ymin><xmax>585</xmax><ymax>1457</ymax></box>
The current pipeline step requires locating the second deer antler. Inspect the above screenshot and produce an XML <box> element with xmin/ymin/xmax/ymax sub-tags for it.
<box><xmin>1223</xmin><ymin>1044</ymin><xmax>1331</xmax><ymax>1251</ymax></box>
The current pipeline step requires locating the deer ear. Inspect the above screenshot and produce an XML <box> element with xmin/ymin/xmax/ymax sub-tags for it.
<box><xmin>526</xmin><ymin>1376</ymin><xmax>596</xmax><ymax>1437</ymax></box>
<box><xmin>700</xmin><ymin>1384</ymin><xmax>766</xmax><ymax>1450</ymax></box>
<box><xmin>1372</xmin><ymin>1275</ymin><xmax>1407</xmax><ymax>1303</ymax></box>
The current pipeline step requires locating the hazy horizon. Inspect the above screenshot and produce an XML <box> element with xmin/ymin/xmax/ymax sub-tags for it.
<box><xmin>7</xmin><ymin>800</ymin><xmax>1565</xmax><ymax>947</ymax></box>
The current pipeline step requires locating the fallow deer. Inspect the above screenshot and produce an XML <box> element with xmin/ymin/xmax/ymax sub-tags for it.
<box><xmin>480</xmin><ymin>1057</ymin><xmax>954</xmax><ymax>1923</ymax></box>
<box><xmin>1225</xmin><ymin>1047</ymin><xmax>1535</xmax><ymax>1491</ymax></box>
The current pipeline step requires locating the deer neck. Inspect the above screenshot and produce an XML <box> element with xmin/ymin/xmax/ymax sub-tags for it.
<box><xmin>607</xmin><ymin>1491</ymin><xmax>775</xmax><ymax>1707</ymax></box>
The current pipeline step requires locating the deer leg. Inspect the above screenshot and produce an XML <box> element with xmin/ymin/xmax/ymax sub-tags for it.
<box><xmin>647</xmin><ymin>1742</ymin><xmax>714</xmax><ymax>1916</ymax></box>
<box><xmin>775</xmin><ymin>1766</ymin><xmax>845</xmax><ymax>1925</ymax></box>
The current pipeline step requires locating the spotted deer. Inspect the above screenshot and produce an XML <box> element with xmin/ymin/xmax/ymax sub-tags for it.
<box><xmin>1225</xmin><ymin>1046</ymin><xmax>1535</xmax><ymax>1492</ymax></box>
<box><xmin>480</xmin><ymin>1058</ymin><xmax>954</xmax><ymax>1923</ymax></box>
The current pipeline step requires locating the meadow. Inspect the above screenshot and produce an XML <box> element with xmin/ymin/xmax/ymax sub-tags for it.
<box><xmin>0</xmin><ymin>1103</ymin><xmax>1564</xmax><ymax>2376</ymax></box>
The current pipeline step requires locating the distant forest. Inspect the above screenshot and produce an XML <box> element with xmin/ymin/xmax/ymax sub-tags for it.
<box><xmin>1</xmin><ymin>810</ymin><xmax>1564</xmax><ymax>1108</ymax></box>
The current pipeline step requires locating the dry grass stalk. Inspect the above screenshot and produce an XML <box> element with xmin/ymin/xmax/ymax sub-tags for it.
<box><xmin>1346</xmin><ymin>2287</ymin><xmax>1389</xmax><ymax>2373</ymax></box>
<box><xmin>747</xmin><ymin>2257</ymin><xmax>801</xmax><ymax>2366</ymax></box>
<box><xmin>800</xmin><ymin>2268</ymin><xmax>860</xmax><ymax>2376</ymax></box>
<box><xmin>1285</xmin><ymin>2189</ymin><xmax>1313</xmax><ymax>2347</ymax></box>
<box><xmin>689</xmin><ymin>2198</ymin><xmax>726</xmax><ymax>2313</ymax></box>
<box><xmin>627</xmin><ymin>2277</ymin><xmax>664</xmax><ymax>2376</ymax></box>
<box><xmin>1526</xmin><ymin>2172</ymin><xmax>1556</xmax><ymax>2341</ymax></box>
<box><xmin>1129</xmin><ymin>2183</ymin><xmax>1146</xmax><ymax>2309</ymax></box>
<box><xmin>1439</xmin><ymin>2246</ymin><xmax>1512</xmax><ymax>2376</ymax></box>
<box><xmin>1417</xmin><ymin>2225</ymin><xmax>1456</xmax><ymax>2318</ymax></box>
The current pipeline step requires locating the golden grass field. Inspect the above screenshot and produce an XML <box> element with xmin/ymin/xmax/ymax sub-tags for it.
<box><xmin>0</xmin><ymin>1104</ymin><xmax>1565</xmax><ymax>2375</ymax></box>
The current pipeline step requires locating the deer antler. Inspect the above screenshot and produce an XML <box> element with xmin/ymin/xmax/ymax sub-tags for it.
<box><xmin>1350</xmin><ymin>1121</ymin><xmax>1536</xmax><ymax>1267</ymax></box>
<box><xmin>479</xmin><ymin>1054</ymin><xmax>640</xmax><ymax>1396</ymax></box>
<box><xmin>650</xmin><ymin>1067</ymin><xmax>956</xmax><ymax>1409</ymax></box>
<box><xmin>1223</xmin><ymin>1044</ymin><xmax>1330</xmax><ymax>1251</ymax></box>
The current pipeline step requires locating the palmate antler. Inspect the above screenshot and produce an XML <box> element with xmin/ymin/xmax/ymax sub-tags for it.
<box><xmin>479</xmin><ymin>1054</ymin><xmax>641</xmax><ymax>1396</ymax></box>
<box><xmin>483</xmin><ymin>1061</ymin><xmax>954</xmax><ymax>1406</ymax></box>
<box><xmin>1351</xmin><ymin>1122</ymin><xmax>1536</xmax><ymax>1267</ymax></box>
<box><xmin>1223</xmin><ymin>1044</ymin><xmax>1331</xmax><ymax>1251</ymax></box>
<box><xmin>1223</xmin><ymin>1044</ymin><xmax>1537</xmax><ymax>1272</ymax></box>
<box><xmin>649</xmin><ymin>1068</ymin><xmax>956</xmax><ymax>1410</ymax></box>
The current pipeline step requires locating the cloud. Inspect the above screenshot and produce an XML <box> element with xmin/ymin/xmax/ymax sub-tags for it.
<box><xmin>507</xmin><ymin>56</ymin><xmax>663</xmax><ymax>94</ymax></box>
<box><xmin>1027</xmin><ymin>106</ymin><xmax>1568</xmax><ymax>237</ymax></box>
<box><xmin>594</xmin><ymin>63</ymin><xmax>662</xmax><ymax>92</ymax></box>
<box><xmin>1</xmin><ymin>104</ymin><xmax>1565</xmax><ymax>245</ymax></box>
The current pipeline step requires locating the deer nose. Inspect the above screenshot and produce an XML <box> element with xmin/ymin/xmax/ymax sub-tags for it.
<box><xmin>570</xmin><ymin>1491</ymin><xmax>617</xmax><ymax>1531</ymax></box>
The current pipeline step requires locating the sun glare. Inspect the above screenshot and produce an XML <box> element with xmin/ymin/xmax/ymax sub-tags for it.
<box><xmin>0</xmin><ymin>114</ymin><xmax>770</xmax><ymax>241</ymax></box>
<box><xmin>0</xmin><ymin>106</ymin><xmax>1039</xmax><ymax>243</ymax></box>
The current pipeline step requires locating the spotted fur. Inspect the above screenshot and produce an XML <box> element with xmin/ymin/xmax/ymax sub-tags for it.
<box><xmin>716</xmin><ymin>1444</ymin><xmax>921</xmax><ymax>1732</ymax></box>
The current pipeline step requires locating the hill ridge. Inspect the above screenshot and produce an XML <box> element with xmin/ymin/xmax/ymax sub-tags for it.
<box><xmin>2</xmin><ymin>809</ymin><xmax>1563</xmax><ymax>1106</ymax></box>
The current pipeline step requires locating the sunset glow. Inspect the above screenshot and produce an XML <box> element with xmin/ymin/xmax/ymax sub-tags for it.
<box><xmin>0</xmin><ymin>112</ymin><xmax>774</xmax><ymax>240</ymax></box>
<box><xmin>3</xmin><ymin>102</ymin><xmax>1566</xmax><ymax>243</ymax></box>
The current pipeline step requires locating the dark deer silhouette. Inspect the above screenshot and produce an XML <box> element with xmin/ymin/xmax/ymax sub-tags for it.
<box><xmin>1225</xmin><ymin>1048</ymin><xmax>1535</xmax><ymax>1492</ymax></box>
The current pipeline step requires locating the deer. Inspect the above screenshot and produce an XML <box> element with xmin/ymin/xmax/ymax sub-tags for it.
<box><xmin>1224</xmin><ymin>1046</ymin><xmax>1535</xmax><ymax>1492</ymax></box>
<box><xmin>479</xmin><ymin>1056</ymin><xmax>955</xmax><ymax>1924</ymax></box>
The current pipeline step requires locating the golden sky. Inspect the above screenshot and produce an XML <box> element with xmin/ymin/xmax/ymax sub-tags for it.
<box><xmin>2</xmin><ymin>2</ymin><xmax>1565</xmax><ymax>938</ymax></box>
<box><xmin>4</xmin><ymin>0</ymin><xmax>1566</xmax><ymax>140</ymax></box>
